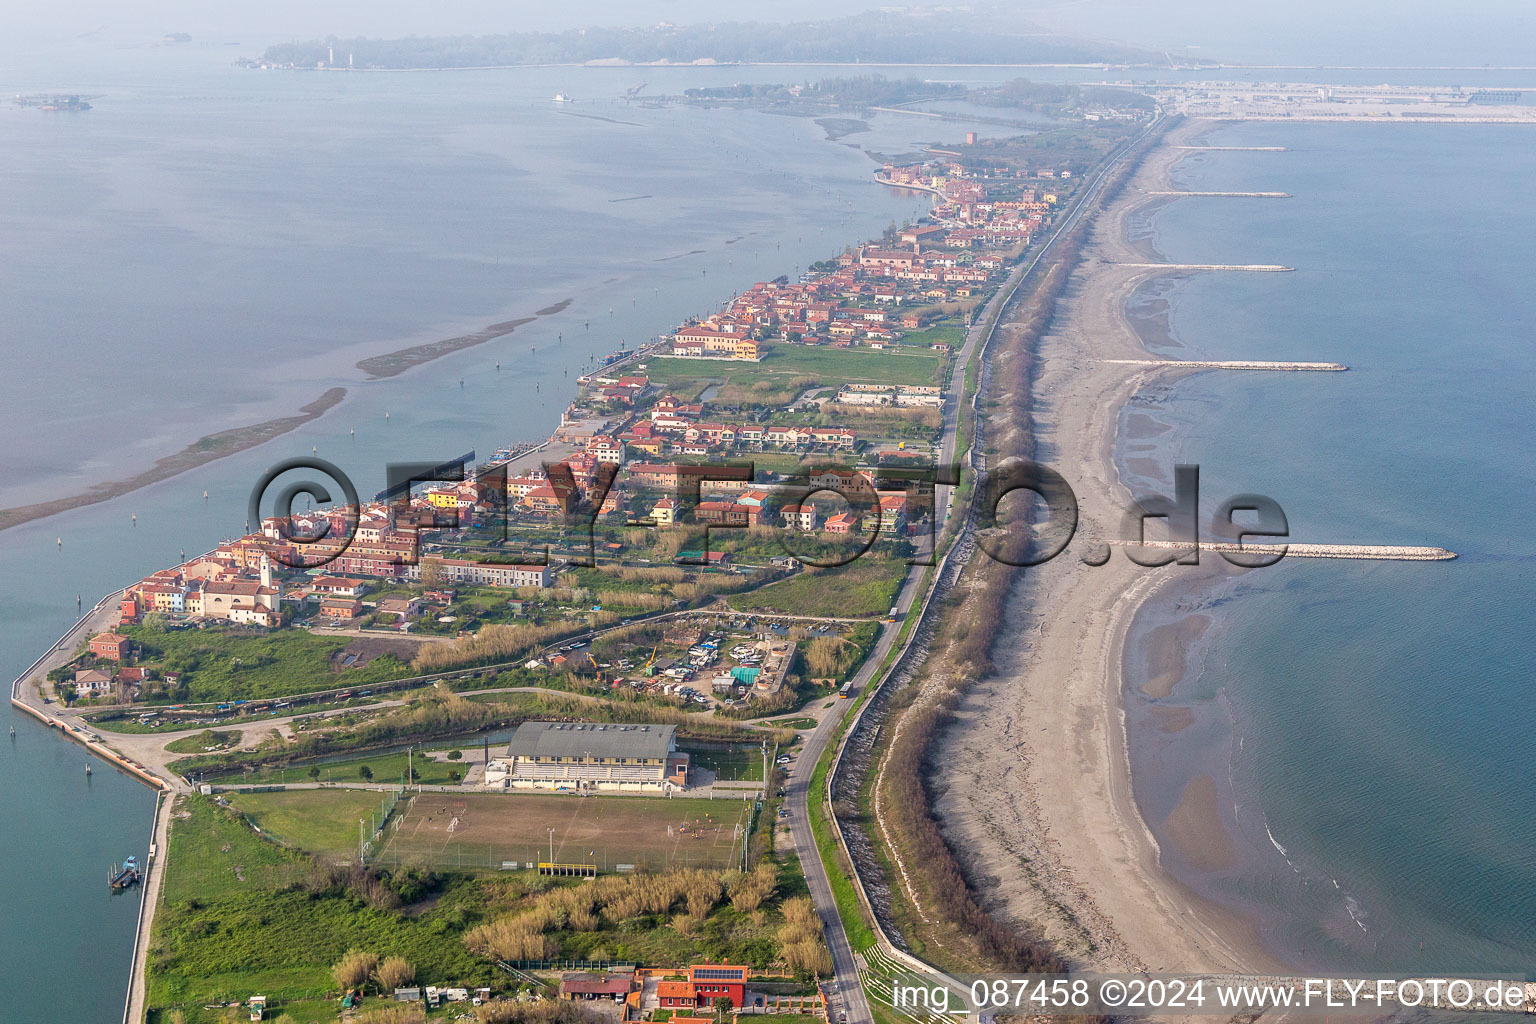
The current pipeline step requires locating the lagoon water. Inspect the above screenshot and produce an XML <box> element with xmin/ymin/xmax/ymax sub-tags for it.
<box><xmin>1121</xmin><ymin>121</ymin><xmax>1536</xmax><ymax>973</ymax></box>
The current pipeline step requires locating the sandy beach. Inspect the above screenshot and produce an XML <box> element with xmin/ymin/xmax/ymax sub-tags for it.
<box><xmin>931</xmin><ymin>119</ymin><xmax>1293</xmax><ymax>976</ymax></box>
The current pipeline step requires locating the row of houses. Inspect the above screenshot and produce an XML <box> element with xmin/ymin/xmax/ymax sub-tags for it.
<box><xmin>834</xmin><ymin>384</ymin><xmax>944</xmax><ymax>408</ymax></box>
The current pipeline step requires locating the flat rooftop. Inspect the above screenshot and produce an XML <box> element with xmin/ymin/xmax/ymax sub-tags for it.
<box><xmin>507</xmin><ymin>721</ymin><xmax>677</xmax><ymax>760</ymax></box>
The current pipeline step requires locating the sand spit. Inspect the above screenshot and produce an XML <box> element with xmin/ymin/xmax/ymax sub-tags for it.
<box><xmin>0</xmin><ymin>387</ymin><xmax>347</xmax><ymax>535</ymax></box>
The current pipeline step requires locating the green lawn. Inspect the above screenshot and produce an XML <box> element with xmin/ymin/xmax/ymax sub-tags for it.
<box><xmin>164</xmin><ymin>729</ymin><xmax>239</xmax><ymax>754</ymax></box>
<box><xmin>729</xmin><ymin>558</ymin><xmax>905</xmax><ymax>619</ymax></box>
<box><xmin>159</xmin><ymin>796</ymin><xmax>314</xmax><ymax>905</ymax></box>
<box><xmin>899</xmin><ymin>322</ymin><xmax>966</xmax><ymax>349</ymax></box>
<box><xmin>123</xmin><ymin>623</ymin><xmax>414</xmax><ymax>703</ymax></box>
<box><xmin>149</xmin><ymin>797</ymin><xmax>497</xmax><ymax>1020</ymax></box>
<box><xmin>766</xmin><ymin>717</ymin><xmax>817</xmax><ymax>730</ymax></box>
<box><xmin>224</xmin><ymin>789</ymin><xmax>396</xmax><ymax>860</ymax></box>
<box><xmin>148</xmin><ymin>785</ymin><xmax>807</xmax><ymax>1023</ymax></box>
<box><xmin>685</xmin><ymin>745</ymin><xmax>767</xmax><ymax>782</ymax></box>
<box><xmin>211</xmin><ymin>744</ymin><xmax>476</xmax><ymax>788</ymax></box>
<box><xmin>644</xmin><ymin>344</ymin><xmax>944</xmax><ymax>404</ymax></box>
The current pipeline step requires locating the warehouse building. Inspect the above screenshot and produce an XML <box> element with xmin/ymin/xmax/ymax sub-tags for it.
<box><xmin>485</xmin><ymin>722</ymin><xmax>689</xmax><ymax>793</ymax></box>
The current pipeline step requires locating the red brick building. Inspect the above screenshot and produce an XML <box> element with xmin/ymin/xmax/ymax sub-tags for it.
<box><xmin>686</xmin><ymin>964</ymin><xmax>748</xmax><ymax>1008</ymax></box>
<box><xmin>88</xmin><ymin>632</ymin><xmax>131</xmax><ymax>661</ymax></box>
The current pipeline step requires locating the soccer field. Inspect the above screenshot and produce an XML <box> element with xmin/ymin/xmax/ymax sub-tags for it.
<box><xmin>374</xmin><ymin>791</ymin><xmax>752</xmax><ymax>873</ymax></box>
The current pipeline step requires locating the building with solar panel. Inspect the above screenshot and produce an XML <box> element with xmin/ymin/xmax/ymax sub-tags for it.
<box><xmin>484</xmin><ymin>721</ymin><xmax>690</xmax><ymax>793</ymax></box>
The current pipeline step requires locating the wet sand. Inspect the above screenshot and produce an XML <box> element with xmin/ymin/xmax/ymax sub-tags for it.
<box><xmin>355</xmin><ymin>307</ymin><xmax>566</xmax><ymax>378</ymax></box>
<box><xmin>0</xmin><ymin>295</ymin><xmax>578</xmax><ymax>533</ymax></box>
<box><xmin>1139</xmin><ymin>613</ymin><xmax>1211</xmax><ymax>700</ymax></box>
<box><xmin>0</xmin><ymin>387</ymin><xmax>346</xmax><ymax>534</ymax></box>
<box><xmin>1164</xmin><ymin>774</ymin><xmax>1237</xmax><ymax>873</ymax></box>
<box><xmin>933</xmin><ymin>119</ymin><xmax>1289</xmax><ymax>975</ymax></box>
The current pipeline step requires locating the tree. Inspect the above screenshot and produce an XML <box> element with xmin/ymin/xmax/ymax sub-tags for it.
<box><xmin>713</xmin><ymin>996</ymin><xmax>734</xmax><ymax>1021</ymax></box>
<box><xmin>333</xmin><ymin>949</ymin><xmax>380</xmax><ymax>992</ymax></box>
<box><xmin>359</xmin><ymin>764</ymin><xmax>374</xmax><ymax>782</ymax></box>
<box><xmin>308</xmin><ymin>766</ymin><xmax>322</xmax><ymax>782</ymax></box>
<box><xmin>447</xmin><ymin>748</ymin><xmax>463</xmax><ymax>760</ymax></box>
<box><xmin>420</xmin><ymin>558</ymin><xmax>447</xmax><ymax>588</ymax></box>
<box><xmin>376</xmin><ymin>955</ymin><xmax>416</xmax><ymax>991</ymax></box>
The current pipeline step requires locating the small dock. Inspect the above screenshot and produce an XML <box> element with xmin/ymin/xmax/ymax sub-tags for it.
<box><xmin>1111</xmin><ymin>540</ymin><xmax>1456</xmax><ymax>561</ymax></box>
<box><xmin>1145</xmin><ymin>190</ymin><xmax>1290</xmax><ymax>197</ymax></box>
<box><xmin>1103</xmin><ymin>358</ymin><xmax>1346</xmax><ymax>371</ymax></box>
<box><xmin>1113</xmin><ymin>262</ymin><xmax>1294</xmax><ymax>272</ymax></box>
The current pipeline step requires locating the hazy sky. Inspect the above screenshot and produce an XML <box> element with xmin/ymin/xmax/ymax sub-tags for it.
<box><xmin>4</xmin><ymin>0</ymin><xmax>1533</xmax><ymax>67</ymax></box>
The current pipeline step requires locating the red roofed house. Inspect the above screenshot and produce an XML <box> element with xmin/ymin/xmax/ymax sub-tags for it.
<box><xmin>824</xmin><ymin>512</ymin><xmax>862</xmax><ymax>535</ymax></box>
<box><xmin>88</xmin><ymin>632</ymin><xmax>131</xmax><ymax>661</ymax></box>
<box><xmin>319</xmin><ymin>598</ymin><xmax>363</xmax><ymax>620</ymax></box>
<box><xmin>559</xmin><ymin>973</ymin><xmax>634</xmax><ymax>1001</ymax></box>
<box><xmin>657</xmin><ymin>981</ymin><xmax>696</xmax><ymax>1010</ymax></box>
<box><xmin>686</xmin><ymin>964</ymin><xmax>748</xmax><ymax>1008</ymax></box>
<box><xmin>310</xmin><ymin>577</ymin><xmax>366</xmax><ymax>597</ymax></box>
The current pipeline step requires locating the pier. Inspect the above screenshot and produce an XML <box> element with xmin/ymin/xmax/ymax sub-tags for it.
<box><xmin>1175</xmin><ymin>145</ymin><xmax>1289</xmax><ymax>151</ymax></box>
<box><xmin>1110</xmin><ymin>540</ymin><xmax>1457</xmax><ymax>561</ymax></box>
<box><xmin>1145</xmin><ymin>190</ymin><xmax>1290</xmax><ymax>197</ymax></box>
<box><xmin>1113</xmin><ymin>262</ymin><xmax>1294</xmax><ymax>271</ymax></box>
<box><xmin>1103</xmin><ymin>358</ymin><xmax>1347</xmax><ymax>371</ymax></box>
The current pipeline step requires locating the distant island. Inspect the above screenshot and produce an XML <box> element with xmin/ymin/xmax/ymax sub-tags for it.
<box><xmin>255</xmin><ymin>8</ymin><xmax>1180</xmax><ymax>71</ymax></box>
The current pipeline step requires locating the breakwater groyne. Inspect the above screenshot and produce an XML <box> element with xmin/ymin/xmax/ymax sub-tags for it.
<box><xmin>1113</xmin><ymin>262</ymin><xmax>1295</xmax><ymax>271</ymax></box>
<box><xmin>1110</xmin><ymin>540</ymin><xmax>1457</xmax><ymax>561</ymax></box>
<box><xmin>1103</xmin><ymin>358</ymin><xmax>1347</xmax><ymax>371</ymax></box>
<box><xmin>1145</xmin><ymin>190</ymin><xmax>1290</xmax><ymax>197</ymax></box>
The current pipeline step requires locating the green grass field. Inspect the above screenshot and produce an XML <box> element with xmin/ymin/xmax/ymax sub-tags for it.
<box><xmin>728</xmin><ymin>558</ymin><xmax>905</xmax><ymax>619</ymax></box>
<box><xmin>644</xmin><ymin>344</ymin><xmax>944</xmax><ymax>404</ymax></box>
<box><xmin>149</xmin><ymin>798</ymin><xmax>497</xmax><ymax>1021</ymax></box>
<box><xmin>685</xmin><ymin>745</ymin><xmax>766</xmax><ymax>782</ymax></box>
<box><xmin>224</xmin><ymin>789</ymin><xmax>396</xmax><ymax>860</ymax></box>
<box><xmin>122</xmin><ymin>622</ymin><xmax>415</xmax><ymax>702</ymax></box>
<box><xmin>898</xmin><ymin>322</ymin><xmax>966</xmax><ymax>349</ymax></box>
<box><xmin>159</xmin><ymin>794</ymin><xmax>314</xmax><ymax>905</ymax></box>
<box><xmin>164</xmin><ymin>729</ymin><xmax>239</xmax><ymax>754</ymax></box>
<box><xmin>211</xmin><ymin>743</ymin><xmax>478</xmax><ymax>788</ymax></box>
<box><xmin>146</xmin><ymin>795</ymin><xmax>797</xmax><ymax>1023</ymax></box>
<box><xmin>766</xmin><ymin>717</ymin><xmax>817</xmax><ymax>730</ymax></box>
